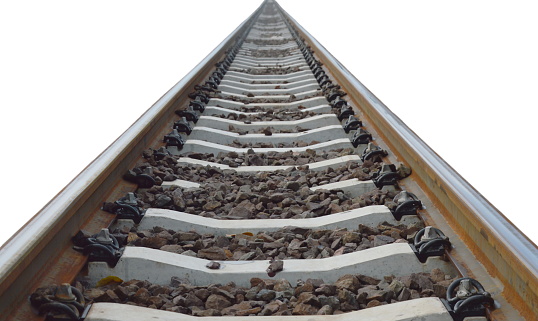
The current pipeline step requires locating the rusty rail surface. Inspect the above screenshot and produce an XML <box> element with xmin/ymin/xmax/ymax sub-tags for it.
<box><xmin>0</xmin><ymin>0</ymin><xmax>536</xmax><ymax>320</ymax></box>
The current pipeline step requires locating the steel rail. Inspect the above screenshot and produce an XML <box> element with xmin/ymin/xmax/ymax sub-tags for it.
<box><xmin>278</xmin><ymin>4</ymin><xmax>538</xmax><ymax>318</ymax></box>
<box><xmin>0</xmin><ymin>2</ymin><xmax>267</xmax><ymax>320</ymax></box>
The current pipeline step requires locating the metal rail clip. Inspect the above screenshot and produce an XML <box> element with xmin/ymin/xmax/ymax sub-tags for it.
<box><xmin>30</xmin><ymin>283</ymin><xmax>86</xmax><ymax>321</ymax></box>
<box><xmin>72</xmin><ymin>228</ymin><xmax>123</xmax><ymax>266</ymax></box>
<box><xmin>103</xmin><ymin>192</ymin><xmax>144</xmax><ymax>223</ymax></box>
<box><xmin>173</xmin><ymin>117</ymin><xmax>193</xmax><ymax>135</ymax></box>
<box><xmin>175</xmin><ymin>106</ymin><xmax>199</xmax><ymax>123</ymax></box>
<box><xmin>411</xmin><ymin>226</ymin><xmax>451</xmax><ymax>262</ymax></box>
<box><xmin>391</xmin><ymin>191</ymin><xmax>423</xmax><ymax>220</ymax></box>
<box><xmin>153</xmin><ymin>146</ymin><xmax>172</xmax><ymax>161</ymax></box>
<box><xmin>443</xmin><ymin>278</ymin><xmax>494</xmax><ymax>321</ymax></box>
<box><xmin>338</xmin><ymin>105</ymin><xmax>354</xmax><ymax>121</ymax></box>
<box><xmin>123</xmin><ymin>166</ymin><xmax>156</xmax><ymax>188</ymax></box>
<box><xmin>361</xmin><ymin>142</ymin><xmax>388</xmax><ymax>162</ymax></box>
<box><xmin>188</xmin><ymin>91</ymin><xmax>210</xmax><ymax>103</ymax></box>
<box><xmin>351</xmin><ymin>128</ymin><xmax>372</xmax><ymax>147</ymax></box>
<box><xmin>164</xmin><ymin>129</ymin><xmax>185</xmax><ymax>149</ymax></box>
<box><xmin>372</xmin><ymin>164</ymin><xmax>399</xmax><ymax>187</ymax></box>
<box><xmin>343</xmin><ymin>115</ymin><xmax>362</xmax><ymax>133</ymax></box>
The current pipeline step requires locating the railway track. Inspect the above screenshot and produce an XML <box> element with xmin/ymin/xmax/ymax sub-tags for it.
<box><xmin>0</xmin><ymin>1</ymin><xmax>537</xmax><ymax>320</ymax></box>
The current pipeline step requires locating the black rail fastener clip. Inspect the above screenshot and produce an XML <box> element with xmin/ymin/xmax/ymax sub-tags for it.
<box><xmin>391</xmin><ymin>191</ymin><xmax>423</xmax><ymax>220</ymax></box>
<box><xmin>30</xmin><ymin>283</ymin><xmax>86</xmax><ymax>321</ymax></box>
<box><xmin>212</xmin><ymin>70</ymin><xmax>224</xmax><ymax>80</ymax></box>
<box><xmin>326</xmin><ymin>90</ymin><xmax>343</xmax><ymax>103</ymax></box>
<box><xmin>351</xmin><ymin>128</ymin><xmax>372</xmax><ymax>147</ymax></box>
<box><xmin>320</xmin><ymin>78</ymin><xmax>332</xmax><ymax>88</ymax></box>
<box><xmin>317</xmin><ymin>73</ymin><xmax>328</xmax><ymax>83</ymax></box>
<box><xmin>164</xmin><ymin>129</ymin><xmax>185</xmax><ymax>149</ymax></box>
<box><xmin>205</xmin><ymin>77</ymin><xmax>219</xmax><ymax>89</ymax></box>
<box><xmin>123</xmin><ymin>166</ymin><xmax>156</xmax><ymax>188</ymax></box>
<box><xmin>331</xmin><ymin>96</ymin><xmax>348</xmax><ymax>109</ymax></box>
<box><xmin>208</xmin><ymin>75</ymin><xmax>221</xmax><ymax>86</ymax></box>
<box><xmin>176</xmin><ymin>107</ymin><xmax>199</xmax><ymax>123</ymax></box>
<box><xmin>361</xmin><ymin>142</ymin><xmax>388</xmax><ymax>162</ymax></box>
<box><xmin>343</xmin><ymin>115</ymin><xmax>363</xmax><ymax>133</ymax></box>
<box><xmin>443</xmin><ymin>278</ymin><xmax>494</xmax><ymax>321</ymax></box>
<box><xmin>411</xmin><ymin>226</ymin><xmax>451</xmax><ymax>262</ymax></box>
<box><xmin>311</xmin><ymin>65</ymin><xmax>322</xmax><ymax>75</ymax></box>
<box><xmin>72</xmin><ymin>228</ymin><xmax>123</xmax><ymax>266</ymax></box>
<box><xmin>189</xmin><ymin>100</ymin><xmax>205</xmax><ymax>113</ymax></box>
<box><xmin>372</xmin><ymin>163</ymin><xmax>399</xmax><ymax>187</ymax></box>
<box><xmin>174</xmin><ymin>117</ymin><xmax>193</xmax><ymax>135</ymax></box>
<box><xmin>338</xmin><ymin>106</ymin><xmax>354</xmax><ymax>122</ymax></box>
<box><xmin>153</xmin><ymin>146</ymin><xmax>172</xmax><ymax>161</ymax></box>
<box><xmin>215</xmin><ymin>62</ymin><xmax>228</xmax><ymax>71</ymax></box>
<box><xmin>101</xmin><ymin>192</ymin><xmax>144</xmax><ymax>223</ymax></box>
<box><xmin>392</xmin><ymin>191</ymin><xmax>423</xmax><ymax>221</ymax></box>
<box><xmin>188</xmin><ymin>91</ymin><xmax>210</xmax><ymax>103</ymax></box>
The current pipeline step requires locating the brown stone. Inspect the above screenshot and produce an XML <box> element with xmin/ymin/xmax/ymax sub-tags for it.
<box><xmin>273</xmin><ymin>279</ymin><xmax>292</xmax><ymax>292</ymax></box>
<box><xmin>229</xmin><ymin>200</ymin><xmax>255</xmax><ymax>218</ymax></box>
<box><xmin>147</xmin><ymin>296</ymin><xmax>164</xmax><ymax>308</ymax></box>
<box><xmin>222</xmin><ymin>301</ymin><xmax>252</xmax><ymax>315</ymax></box>
<box><xmin>315</xmin><ymin>284</ymin><xmax>337</xmax><ymax>296</ymax></box>
<box><xmin>416</xmin><ymin>274</ymin><xmax>434</xmax><ymax>290</ymax></box>
<box><xmin>260</xmin><ymin>300</ymin><xmax>284</xmax><ymax>315</ymax></box>
<box><xmin>194</xmin><ymin>288</ymin><xmax>211</xmax><ymax>301</ymax></box>
<box><xmin>335</xmin><ymin>274</ymin><xmax>360</xmax><ymax>292</ymax></box>
<box><xmin>113</xmin><ymin>286</ymin><xmax>130</xmax><ymax>301</ymax></box>
<box><xmin>205</xmin><ymin>294</ymin><xmax>232</xmax><ymax>310</ymax></box>
<box><xmin>372</xmin><ymin>235</ymin><xmax>395</xmax><ymax>247</ymax></box>
<box><xmin>342</xmin><ymin>232</ymin><xmax>361</xmax><ymax>244</ymax></box>
<box><xmin>132</xmin><ymin>288</ymin><xmax>150</xmax><ymax>304</ymax></box>
<box><xmin>203</xmin><ymin>201</ymin><xmax>222</xmax><ymax>211</ymax></box>
<box><xmin>95</xmin><ymin>289</ymin><xmax>120</xmax><ymax>303</ymax></box>
<box><xmin>192</xmin><ymin>307</ymin><xmax>221</xmax><ymax>316</ymax></box>
<box><xmin>317</xmin><ymin>305</ymin><xmax>333</xmax><ymax>315</ymax></box>
<box><xmin>292</xmin><ymin>303</ymin><xmax>318</xmax><ymax>315</ymax></box>
<box><xmin>297</xmin><ymin>292</ymin><xmax>320</xmax><ymax>307</ymax></box>
<box><xmin>236</xmin><ymin>307</ymin><xmax>262</xmax><ymax>316</ymax></box>
<box><xmin>366</xmin><ymin>299</ymin><xmax>382</xmax><ymax>308</ymax></box>
<box><xmin>430</xmin><ymin>268</ymin><xmax>446</xmax><ymax>283</ymax></box>
<box><xmin>357</xmin><ymin>285</ymin><xmax>387</xmax><ymax>302</ymax></box>
<box><xmin>357</xmin><ymin>274</ymin><xmax>381</xmax><ymax>285</ymax></box>
<box><xmin>433</xmin><ymin>284</ymin><xmax>447</xmax><ymax>298</ymax></box>
<box><xmin>140</xmin><ymin>236</ymin><xmax>168</xmax><ymax>249</ymax></box>
<box><xmin>84</xmin><ymin>288</ymin><xmax>106</xmax><ymax>301</ymax></box>
<box><xmin>294</xmin><ymin>282</ymin><xmax>314</xmax><ymax>296</ymax></box>
<box><xmin>184</xmin><ymin>292</ymin><xmax>204</xmax><ymax>307</ymax></box>
<box><xmin>198</xmin><ymin>247</ymin><xmax>227</xmax><ymax>260</ymax></box>
<box><xmin>175</xmin><ymin>232</ymin><xmax>200</xmax><ymax>241</ymax></box>
<box><xmin>160</xmin><ymin>244</ymin><xmax>184</xmax><ymax>254</ymax></box>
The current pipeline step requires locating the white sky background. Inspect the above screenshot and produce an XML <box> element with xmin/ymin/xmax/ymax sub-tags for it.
<box><xmin>0</xmin><ymin>0</ymin><xmax>537</xmax><ymax>248</ymax></box>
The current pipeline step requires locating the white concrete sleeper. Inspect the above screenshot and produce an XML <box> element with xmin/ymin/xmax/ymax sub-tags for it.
<box><xmin>87</xmin><ymin>243</ymin><xmax>457</xmax><ymax>288</ymax></box>
<box><xmin>128</xmin><ymin>205</ymin><xmax>421</xmax><ymax>235</ymax></box>
<box><xmin>196</xmin><ymin>114</ymin><xmax>340</xmax><ymax>131</ymax></box>
<box><xmin>187</xmin><ymin>125</ymin><xmax>346</xmax><ymax>145</ymax></box>
<box><xmin>175</xmin><ymin>139</ymin><xmax>354</xmax><ymax>156</ymax></box>
<box><xmin>86</xmin><ymin>298</ymin><xmax>454</xmax><ymax>321</ymax></box>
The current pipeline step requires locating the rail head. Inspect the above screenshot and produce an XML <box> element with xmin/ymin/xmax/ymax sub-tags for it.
<box><xmin>277</xmin><ymin>3</ymin><xmax>538</xmax><ymax>319</ymax></box>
